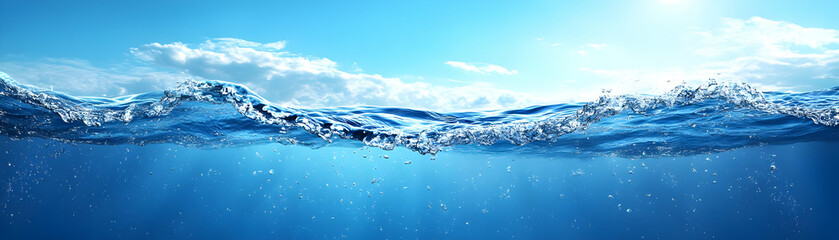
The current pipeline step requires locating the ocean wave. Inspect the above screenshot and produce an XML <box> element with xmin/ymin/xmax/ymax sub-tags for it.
<box><xmin>1</xmin><ymin>71</ymin><xmax>838</xmax><ymax>157</ymax></box>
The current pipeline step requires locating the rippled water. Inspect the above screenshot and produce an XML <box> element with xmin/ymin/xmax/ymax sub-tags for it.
<box><xmin>1</xmin><ymin>71</ymin><xmax>838</xmax><ymax>239</ymax></box>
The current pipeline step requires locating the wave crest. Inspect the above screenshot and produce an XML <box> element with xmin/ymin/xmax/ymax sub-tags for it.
<box><xmin>1</xmin><ymin>71</ymin><xmax>837</xmax><ymax>157</ymax></box>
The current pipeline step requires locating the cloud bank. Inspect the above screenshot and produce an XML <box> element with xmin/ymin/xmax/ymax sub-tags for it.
<box><xmin>0</xmin><ymin>39</ymin><xmax>531</xmax><ymax>111</ymax></box>
<box><xmin>0</xmin><ymin>58</ymin><xmax>185</xmax><ymax>97</ymax></box>
<box><xmin>583</xmin><ymin>17</ymin><xmax>839</xmax><ymax>93</ymax></box>
<box><xmin>698</xmin><ymin>17</ymin><xmax>839</xmax><ymax>90</ymax></box>
<box><xmin>128</xmin><ymin>39</ymin><xmax>531</xmax><ymax>110</ymax></box>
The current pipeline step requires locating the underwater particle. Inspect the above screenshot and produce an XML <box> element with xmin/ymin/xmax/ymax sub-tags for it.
<box><xmin>440</xmin><ymin>203</ymin><xmax>448</xmax><ymax>211</ymax></box>
<box><xmin>507</xmin><ymin>166</ymin><xmax>511</xmax><ymax>173</ymax></box>
<box><xmin>371</xmin><ymin>178</ymin><xmax>378</xmax><ymax>184</ymax></box>
<box><xmin>608</xmin><ymin>194</ymin><xmax>614</xmax><ymax>199</ymax></box>
<box><xmin>626</xmin><ymin>209</ymin><xmax>632</xmax><ymax>213</ymax></box>
<box><xmin>482</xmin><ymin>209</ymin><xmax>489</xmax><ymax>213</ymax></box>
<box><xmin>269</xmin><ymin>169</ymin><xmax>274</xmax><ymax>175</ymax></box>
<box><xmin>267</xmin><ymin>179</ymin><xmax>271</xmax><ymax>183</ymax></box>
<box><xmin>404</xmin><ymin>160</ymin><xmax>412</xmax><ymax>165</ymax></box>
<box><xmin>382</xmin><ymin>155</ymin><xmax>389</xmax><ymax>159</ymax></box>
<box><xmin>149</xmin><ymin>172</ymin><xmax>153</xmax><ymax>175</ymax></box>
<box><xmin>427</xmin><ymin>186</ymin><xmax>431</xmax><ymax>191</ymax></box>
<box><xmin>403</xmin><ymin>186</ymin><xmax>408</xmax><ymax>190</ymax></box>
<box><xmin>312</xmin><ymin>216</ymin><xmax>316</xmax><ymax>220</ymax></box>
<box><xmin>770</xmin><ymin>164</ymin><xmax>777</xmax><ymax>172</ymax></box>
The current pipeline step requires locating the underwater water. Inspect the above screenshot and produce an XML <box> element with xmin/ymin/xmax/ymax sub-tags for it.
<box><xmin>2</xmin><ymin>71</ymin><xmax>839</xmax><ymax>239</ymax></box>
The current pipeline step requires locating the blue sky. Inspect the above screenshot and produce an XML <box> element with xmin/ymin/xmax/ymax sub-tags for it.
<box><xmin>2</xmin><ymin>0</ymin><xmax>839</xmax><ymax>110</ymax></box>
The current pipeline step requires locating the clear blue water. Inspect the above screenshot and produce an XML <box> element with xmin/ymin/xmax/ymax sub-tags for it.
<box><xmin>2</xmin><ymin>72</ymin><xmax>839</xmax><ymax>239</ymax></box>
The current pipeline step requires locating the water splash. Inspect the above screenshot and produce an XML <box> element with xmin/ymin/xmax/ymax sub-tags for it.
<box><xmin>1</xmin><ymin>71</ymin><xmax>837</xmax><ymax>157</ymax></box>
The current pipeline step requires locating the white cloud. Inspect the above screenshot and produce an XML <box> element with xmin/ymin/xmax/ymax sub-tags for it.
<box><xmin>0</xmin><ymin>38</ymin><xmax>538</xmax><ymax>111</ymax></box>
<box><xmin>692</xmin><ymin>17</ymin><xmax>839</xmax><ymax>90</ymax></box>
<box><xmin>582</xmin><ymin>17</ymin><xmax>839</xmax><ymax>93</ymax></box>
<box><xmin>128</xmin><ymin>38</ymin><xmax>531</xmax><ymax>110</ymax></box>
<box><xmin>444</xmin><ymin>61</ymin><xmax>518</xmax><ymax>75</ymax></box>
<box><xmin>695</xmin><ymin>17</ymin><xmax>839</xmax><ymax>57</ymax></box>
<box><xmin>0</xmin><ymin>58</ymin><xmax>187</xmax><ymax>97</ymax></box>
